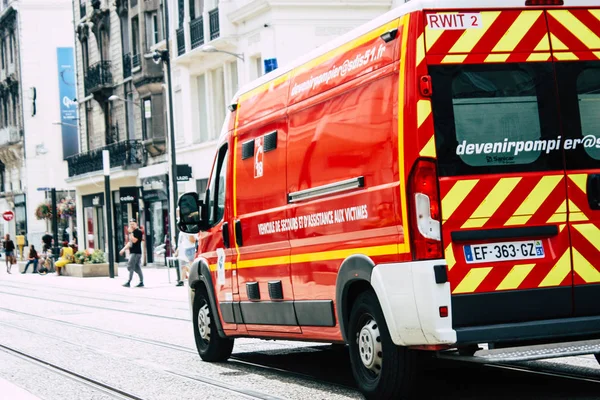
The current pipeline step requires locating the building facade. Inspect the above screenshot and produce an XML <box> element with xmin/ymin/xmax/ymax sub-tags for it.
<box><xmin>70</xmin><ymin>0</ymin><xmax>170</xmax><ymax>263</ymax></box>
<box><xmin>168</xmin><ymin>0</ymin><xmax>395</xmax><ymax>201</ymax></box>
<box><xmin>0</xmin><ymin>0</ymin><xmax>76</xmax><ymax>249</ymax></box>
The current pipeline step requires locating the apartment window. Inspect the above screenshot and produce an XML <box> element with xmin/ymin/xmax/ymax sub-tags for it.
<box><xmin>82</xmin><ymin>39</ymin><xmax>89</xmax><ymax>70</ymax></box>
<box><xmin>142</xmin><ymin>97</ymin><xmax>152</xmax><ymax>140</ymax></box>
<box><xmin>145</xmin><ymin>12</ymin><xmax>162</xmax><ymax>48</ymax></box>
<box><xmin>132</xmin><ymin>16</ymin><xmax>140</xmax><ymax>58</ymax></box>
<box><xmin>126</xmin><ymin>90</ymin><xmax>135</xmax><ymax>140</ymax></box>
<box><xmin>99</xmin><ymin>28</ymin><xmax>109</xmax><ymax>62</ymax></box>
<box><xmin>196</xmin><ymin>74</ymin><xmax>208</xmax><ymax>143</ymax></box>
<box><xmin>85</xmin><ymin>104</ymin><xmax>93</xmax><ymax>151</ymax></box>
<box><xmin>178</xmin><ymin>0</ymin><xmax>184</xmax><ymax>27</ymax></box>
<box><xmin>211</xmin><ymin>67</ymin><xmax>225</xmax><ymax>140</ymax></box>
<box><xmin>174</xmin><ymin>89</ymin><xmax>184</xmax><ymax>143</ymax></box>
<box><xmin>9</xmin><ymin>33</ymin><xmax>13</xmax><ymax>64</ymax></box>
<box><xmin>1</xmin><ymin>38</ymin><xmax>5</xmax><ymax>69</ymax></box>
<box><xmin>251</xmin><ymin>55</ymin><xmax>262</xmax><ymax>80</ymax></box>
<box><xmin>11</xmin><ymin>93</ymin><xmax>16</xmax><ymax>126</ymax></box>
<box><xmin>227</xmin><ymin>61</ymin><xmax>238</xmax><ymax>101</ymax></box>
<box><xmin>190</xmin><ymin>0</ymin><xmax>203</xmax><ymax>20</ymax></box>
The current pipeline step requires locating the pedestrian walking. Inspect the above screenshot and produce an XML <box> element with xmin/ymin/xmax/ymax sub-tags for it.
<box><xmin>3</xmin><ymin>234</ymin><xmax>15</xmax><ymax>274</ymax></box>
<box><xmin>122</xmin><ymin>219</ymin><xmax>144</xmax><ymax>287</ymax></box>
<box><xmin>22</xmin><ymin>245</ymin><xmax>39</xmax><ymax>273</ymax></box>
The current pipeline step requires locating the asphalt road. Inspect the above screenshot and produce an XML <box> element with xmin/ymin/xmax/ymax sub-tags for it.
<box><xmin>0</xmin><ymin>268</ymin><xmax>598</xmax><ymax>400</ymax></box>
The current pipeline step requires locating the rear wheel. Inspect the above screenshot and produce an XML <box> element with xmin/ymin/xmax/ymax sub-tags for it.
<box><xmin>192</xmin><ymin>286</ymin><xmax>234</xmax><ymax>361</ymax></box>
<box><xmin>348</xmin><ymin>290</ymin><xmax>417</xmax><ymax>400</ymax></box>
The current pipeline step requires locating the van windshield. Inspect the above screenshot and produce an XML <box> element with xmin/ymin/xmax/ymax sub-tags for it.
<box><xmin>430</xmin><ymin>63</ymin><xmax>563</xmax><ymax>177</ymax></box>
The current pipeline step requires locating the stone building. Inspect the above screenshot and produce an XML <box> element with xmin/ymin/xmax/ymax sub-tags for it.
<box><xmin>70</xmin><ymin>0</ymin><xmax>169</xmax><ymax>264</ymax></box>
<box><xmin>0</xmin><ymin>0</ymin><xmax>76</xmax><ymax>249</ymax></box>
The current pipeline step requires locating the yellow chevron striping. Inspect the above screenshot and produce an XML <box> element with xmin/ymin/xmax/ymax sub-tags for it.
<box><xmin>485</xmin><ymin>53</ymin><xmax>510</xmax><ymax>63</ymax></box>
<box><xmin>591</xmin><ymin>9</ymin><xmax>600</xmax><ymax>22</ymax></box>
<box><xmin>468</xmin><ymin>177</ymin><xmax>522</xmax><ymax>220</ymax></box>
<box><xmin>496</xmin><ymin>264</ymin><xmax>536</xmax><ymax>291</ymax></box>
<box><xmin>441</xmin><ymin>180</ymin><xmax>479</xmax><ymax>222</ymax></box>
<box><xmin>453</xmin><ymin>268</ymin><xmax>493</xmax><ymax>294</ymax></box>
<box><xmin>595</xmin><ymin>51</ymin><xmax>600</xmax><ymax>59</ymax></box>
<box><xmin>493</xmin><ymin>11</ymin><xmax>543</xmax><ymax>53</ymax></box>
<box><xmin>554</xmin><ymin>52</ymin><xmax>579</xmax><ymax>61</ymax></box>
<box><xmin>419</xmin><ymin>135</ymin><xmax>437</xmax><ymax>158</ymax></box>
<box><xmin>569</xmin><ymin>174</ymin><xmax>587</xmax><ymax>194</ymax></box>
<box><xmin>425</xmin><ymin>23</ymin><xmax>445</xmax><ymax>51</ymax></box>
<box><xmin>550</xmin><ymin>10</ymin><xmax>600</xmax><ymax>50</ymax></box>
<box><xmin>505</xmin><ymin>175</ymin><xmax>562</xmax><ymax>226</ymax></box>
<box><xmin>573</xmin><ymin>249</ymin><xmax>600</xmax><ymax>283</ymax></box>
<box><xmin>448</xmin><ymin>11</ymin><xmax>501</xmax><ymax>54</ymax></box>
<box><xmin>559</xmin><ymin>224</ymin><xmax>566</xmax><ymax>233</ymax></box>
<box><xmin>547</xmin><ymin>200</ymin><xmax>567</xmax><ymax>223</ymax></box>
<box><xmin>416</xmin><ymin>33</ymin><xmax>425</xmax><ymax>66</ymax></box>
<box><xmin>442</xmin><ymin>54</ymin><xmax>468</xmax><ymax>64</ymax></box>
<box><xmin>527</xmin><ymin>52</ymin><xmax>551</xmax><ymax>62</ymax></box>
<box><xmin>417</xmin><ymin>100</ymin><xmax>432</xmax><ymax>128</ymax></box>
<box><xmin>550</xmin><ymin>33</ymin><xmax>569</xmax><ymax>51</ymax></box>
<box><xmin>534</xmin><ymin>36</ymin><xmax>551</xmax><ymax>51</ymax></box>
<box><xmin>461</xmin><ymin>177</ymin><xmax>521</xmax><ymax>229</ymax></box>
<box><xmin>573</xmin><ymin>223</ymin><xmax>600</xmax><ymax>253</ymax></box>
<box><xmin>538</xmin><ymin>250</ymin><xmax>571</xmax><ymax>287</ymax></box>
<box><xmin>445</xmin><ymin>244</ymin><xmax>456</xmax><ymax>270</ymax></box>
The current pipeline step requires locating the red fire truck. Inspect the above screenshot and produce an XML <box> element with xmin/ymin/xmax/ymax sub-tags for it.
<box><xmin>177</xmin><ymin>0</ymin><xmax>600</xmax><ymax>397</ymax></box>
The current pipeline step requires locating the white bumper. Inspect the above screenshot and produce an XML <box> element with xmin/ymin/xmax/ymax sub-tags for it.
<box><xmin>370</xmin><ymin>259</ymin><xmax>457</xmax><ymax>346</ymax></box>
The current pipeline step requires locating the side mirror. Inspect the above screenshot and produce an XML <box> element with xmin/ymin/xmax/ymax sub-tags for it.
<box><xmin>177</xmin><ymin>192</ymin><xmax>205</xmax><ymax>233</ymax></box>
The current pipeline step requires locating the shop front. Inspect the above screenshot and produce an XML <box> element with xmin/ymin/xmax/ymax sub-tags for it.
<box><xmin>141</xmin><ymin>175</ymin><xmax>170</xmax><ymax>264</ymax></box>
<box><xmin>112</xmin><ymin>186</ymin><xmax>141</xmax><ymax>262</ymax></box>
<box><xmin>82</xmin><ymin>193</ymin><xmax>105</xmax><ymax>251</ymax></box>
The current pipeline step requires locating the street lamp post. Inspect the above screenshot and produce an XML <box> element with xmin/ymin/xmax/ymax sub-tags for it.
<box><xmin>103</xmin><ymin>150</ymin><xmax>115</xmax><ymax>278</ymax></box>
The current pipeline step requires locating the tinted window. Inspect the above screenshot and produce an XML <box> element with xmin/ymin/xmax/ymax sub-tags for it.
<box><xmin>556</xmin><ymin>61</ymin><xmax>600</xmax><ymax>170</ymax></box>
<box><xmin>207</xmin><ymin>145</ymin><xmax>228</xmax><ymax>225</ymax></box>
<box><xmin>430</xmin><ymin>63</ymin><xmax>563</xmax><ymax>177</ymax></box>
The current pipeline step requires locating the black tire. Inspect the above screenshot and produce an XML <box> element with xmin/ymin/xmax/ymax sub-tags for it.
<box><xmin>192</xmin><ymin>285</ymin><xmax>234</xmax><ymax>362</ymax></box>
<box><xmin>348</xmin><ymin>290</ymin><xmax>417</xmax><ymax>400</ymax></box>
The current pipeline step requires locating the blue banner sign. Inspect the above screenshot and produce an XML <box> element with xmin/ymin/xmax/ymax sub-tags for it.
<box><xmin>57</xmin><ymin>47</ymin><xmax>78</xmax><ymax>159</ymax></box>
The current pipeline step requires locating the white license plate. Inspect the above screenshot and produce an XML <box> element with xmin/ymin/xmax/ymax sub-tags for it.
<box><xmin>463</xmin><ymin>240</ymin><xmax>545</xmax><ymax>264</ymax></box>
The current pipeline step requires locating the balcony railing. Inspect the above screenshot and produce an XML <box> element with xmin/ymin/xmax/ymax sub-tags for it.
<box><xmin>67</xmin><ymin>140</ymin><xmax>143</xmax><ymax>177</ymax></box>
<box><xmin>209</xmin><ymin>8</ymin><xmax>220</xmax><ymax>40</ymax></box>
<box><xmin>0</xmin><ymin>127</ymin><xmax>21</xmax><ymax>147</ymax></box>
<box><xmin>84</xmin><ymin>61</ymin><xmax>112</xmax><ymax>95</ymax></box>
<box><xmin>79</xmin><ymin>1</ymin><xmax>86</xmax><ymax>19</ymax></box>
<box><xmin>132</xmin><ymin>53</ymin><xmax>140</xmax><ymax>69</ymax></box>
<box><xmin>123</xmin><ymin>53</ymin><xmax>132</xmax><ymax>78</ymax></box>
<box><xmin>176</xmin><ymin>27</ymin><xmax>185</xmax><ymax>56</ymax></box>
<box><xmin>190</xmin><ymin>16</ymin><xmax>204</xmax><ymax>49</ymax></box>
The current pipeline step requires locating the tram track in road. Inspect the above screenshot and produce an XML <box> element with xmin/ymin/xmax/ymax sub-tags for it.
<box><xmin>0</xmin><ymin>321</ymin><xmax>289</xmax><ymax>400</ymax></box>
<box><xmin>1</xmin><ymin>305</ymin><xmax>599</xmax><ymax>391</ymax></box>
<box><xmin>0</xmin><ymin>343</ymin><xmax>145</xmax><ymax>400</ymax></box>
<box><xmin>0</xmin><ymin>290</ymin><xmax>189</xmax><ymax>322</ymax></box>
<box><xmin>0</xmin><ymin>307</ymin><xmax>357</xmax><ymax>393</ymax></box>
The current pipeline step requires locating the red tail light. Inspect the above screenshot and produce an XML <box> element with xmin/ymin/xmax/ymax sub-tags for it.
<box><xmin>408</xmin><ymin>158</ymin><xmax>442</xmax><ymax>260</ymax></box>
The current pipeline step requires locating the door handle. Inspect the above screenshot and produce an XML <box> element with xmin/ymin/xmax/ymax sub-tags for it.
<box><xmin>586</xmin><ymin>174</ymin><xmax>600</xmax><ymax>210</ymax></box>
<box><xmin>235</xmin><ymin>220</ymin><xmax>243</xmax><ymax>247</ymax></box>
<box><xmin>222</xmin><ymin>222</ymin><xmax>230</xmax><ymax>248</ymax></box>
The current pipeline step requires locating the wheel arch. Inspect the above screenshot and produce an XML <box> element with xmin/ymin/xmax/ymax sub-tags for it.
<box><xmin>336</xmin><ymin>254</ymin><xmax>376</xmax><ymax>343</ymax></box>
<box><xmin>188</xmin><ymin>258</ymin><xmax>226</xmax><ymax>338</ymax></box>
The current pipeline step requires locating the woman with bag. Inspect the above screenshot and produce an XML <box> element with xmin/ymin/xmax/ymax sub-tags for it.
<box><xmin>3</xmin><ymin>234</ymin><xmax>15</xmax><ymax>274</ymax></box>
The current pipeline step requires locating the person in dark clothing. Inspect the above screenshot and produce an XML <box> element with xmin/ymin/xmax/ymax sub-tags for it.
<box><xmin>23</xmin><ymin>245</ymin><xmax>39</xmax><ymax>273</ymax></box>
<box><xmin>3</xmin><ymin>234</ymin><xmax>15</xmax><ymax>274</ymax></box>
<box><xmin>42</xmin><ymin>232</ymin><xmax>53</xmax><ymax>252</ymax></box>
<box><xmin>122</xmin><ymin>219</ymin><xmax>144</xmax><ymax>287</ymax></box>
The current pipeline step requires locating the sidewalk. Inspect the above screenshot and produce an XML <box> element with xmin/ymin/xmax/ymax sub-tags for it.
<box><xmin>0</xmin><ymin>377</ymin><xmax>41</xmax><ymax>400</ymax></box>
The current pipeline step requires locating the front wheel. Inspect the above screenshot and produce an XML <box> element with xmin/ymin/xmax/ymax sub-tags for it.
<box><xmin>192</xmin><ymin>286</ymin><xmax>234</xmax><ymax>362</ymax></box>
<box><xmin>348</xmin><ymin>290</ymin><xmax>417</xmax><ymax>400</ymax></box>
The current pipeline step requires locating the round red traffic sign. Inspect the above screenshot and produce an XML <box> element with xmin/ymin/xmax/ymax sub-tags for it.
<box><xmin>2</xmin><ymin>210</ymin><xmax>14</xmax><ymax>221</ymax></box>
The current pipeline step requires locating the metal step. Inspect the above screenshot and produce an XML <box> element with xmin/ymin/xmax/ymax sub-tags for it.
<box><xmin>437</xmin><ymin>339</ymin><xmax>600</xmax><ymax>363</ymax></box>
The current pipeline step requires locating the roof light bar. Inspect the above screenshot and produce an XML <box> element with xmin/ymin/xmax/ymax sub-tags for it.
<box><xmin>525</xmin><ymin>0</ymin><xmax>564</xmax><ymax>6</ymax></box>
